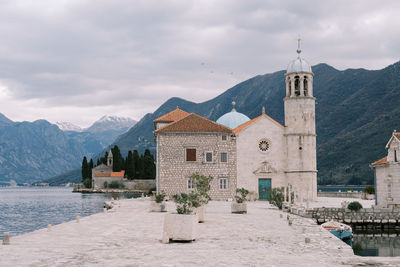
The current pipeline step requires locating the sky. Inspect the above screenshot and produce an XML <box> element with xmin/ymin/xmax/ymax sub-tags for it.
<box><xmin>0</xmin><ymin>0</ymin><xmax>399</xmax><ymax>127</ymax></box>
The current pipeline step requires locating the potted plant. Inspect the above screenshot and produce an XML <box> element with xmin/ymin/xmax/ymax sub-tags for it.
<box><xmin>162</xmin><ymin>192</ymin><xmax>200</xmax><ymax>243</ymax></box>
<box><xmin>150</xmin><ymin>191</ymin><xmax>167</xmax><ymax>212</ymax></box>
<box><xmin>191</xmin><ymin>173</ymin><xmax>213</xmax><ymax>223</ymax></box>
<box><xmin>231</xmin><ymin>188</ymin><xmax>249</xmax><ymax>214</ymax></box>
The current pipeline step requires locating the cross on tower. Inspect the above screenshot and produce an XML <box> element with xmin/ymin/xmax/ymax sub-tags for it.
<box><xmin>297</xmin><ymin>35</ymin><xmax>302</xmax><ymax>55</ymax></box>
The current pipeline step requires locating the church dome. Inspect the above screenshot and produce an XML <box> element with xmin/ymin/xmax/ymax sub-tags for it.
<box><xmin>286</xmin><ymin>57</ymin><xmax>312</xmax><ymax>74</ymax></box>
<box><xmin>216</xmin><ymin>102</ymin><xmax>250</xmax><ymax>129</ymax></box>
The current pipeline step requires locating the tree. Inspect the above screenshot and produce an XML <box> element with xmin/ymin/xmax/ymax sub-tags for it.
<box><xmin>138</xmin><ymin>154</ymin><xmax>144</xmax><ymax>178</ymax></box>
<box><xmin>133</xmin><ymin>150</ymin><xmax>139</xmax><ymax>179</ymax></box>
<box><xmin>88</xmin><ymin>159</ymin><xmax>93</xmax><ymax>179</ymax></box>
<box><xmin>126</xmin><ymin>151</ymin><xmax>135</xmax><ymax>180</ymax></box>
<box><xmin>81</xmin><ymin>156</ymin><xmax>88</xmax><ymax>182</ymax></box>
<box><xmin>143</xmin><ymin>149</ymin><xmax>155</xmax><ymax>179</ymax></box>
<box><xmin>111</xmin><ymin>145</ymin><xmax>123</xmax><ymax>172</ymax></box>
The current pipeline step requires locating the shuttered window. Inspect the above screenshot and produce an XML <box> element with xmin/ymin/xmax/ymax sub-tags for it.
<box><xmin>186</xmin><ymin>148</ymin><xmax>196</xmax><ymax>161</ymax></box>
<box><xmin>220</xmin><ymin>152</ymin><xmax>228</xmax><ymax>163</ymax></box>
<box><xmin>205</xmin><ymin>152</ymin><xmax>213</xmax><ymax>163</ymax></box>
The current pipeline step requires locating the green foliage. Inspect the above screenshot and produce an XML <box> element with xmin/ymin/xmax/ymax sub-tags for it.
<box><xmin>270</xmin><ymin>187</ymin><xmax>285</xmax><ymax>209</ymax></box>
<box><xmin>81</xmin><ymin>156</ymin><xmax>88</xmax><ymax>181</ymax></box>
<box><xmin>103</xmin><ymin>181</ymin><xmax>108</xmax><ymax>188</ymax></box>
<box><xmin>155</xmin><ymin>191</ymin><xmax>166</xmax><ymax>203</ymax></box>
<box><xmin>364</xmin><ymin>186</ymin><xmax>375</xmax><ymax>194</ymax></box>
<box><xmin>82</xmin><ymin>178</ymin><xmax>92</xmax><ymax>188</ymax></box>
<box><xmin>347</xmin><ymin>201</ymin><xmax>363</xmax><ymax>211</ymax></box>
<box><xmin>132</xmin><ymin>150</ymin><xmax>139</xmax><ymax>179</ymax></box>
<box><xmin>143</xmin><ymin>149</ymin><xmax>155</xmax><ymax>179</ymax></box>
<box><xmin>112</xmin><ymin>145</ymin><xmax>124</xmax><ymax>172</ymax></box>
<box><xmin>235</xmin><ymin>188</ymin><xmax>249</xmax><ymax>203</ymax></box>
<box><xmin>191</xmin><ymin>173</ymin><xmax>213</xmax><ymax>205</ymax></box>
<box><xmin>172</xmin><ymin>192</ymin><xmax>200</xmax><ymax>214</ymax></box>
<box><xmin>125</xmin><ymin>151</ymin><xmax>135</xmax><ymax>180</ymax></box>
<box><xmin>107</xmin><ymin>181</ymin><xmax>125</xmax><ymax>189</ymax></box>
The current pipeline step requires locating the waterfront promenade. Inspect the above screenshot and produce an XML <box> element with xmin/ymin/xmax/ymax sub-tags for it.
<box><xmin>1</xmin><ymin>198</ymin><xmax>399</xmax><ymax>266</ymax></box>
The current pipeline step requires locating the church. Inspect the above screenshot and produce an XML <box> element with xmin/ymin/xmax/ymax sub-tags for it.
<box><xmin>153</xmin><ymin>46</ymin><xmax>317</xmax><ymax>201</ymax></box>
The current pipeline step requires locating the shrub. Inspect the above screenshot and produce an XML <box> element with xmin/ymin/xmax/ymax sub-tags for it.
<box><xmin>103</xmin><ymin>181</ymin><xmax>108</xmax><ymax>188</ymax></box>
<box><xmin>155</xmin><ymin>191</ymin><xmax>166</xmax><ymax>203</ymax></box>
<box><xmin>108</xmin><ymin>181</ymin><xmax>125</xmax><ymax>189</ymax></box>
<box><xmin>364</xmin><ymin>186</ymin><xmax>375</xmax><ymax>195</ymax></box>
<box><xmin>83</xmin><ymin>179</ymin><xmax>92</xmax><ymax>188</ymax></box>
<box><xmin>348</xmin><ymin>201</ymin><xmax>363</xmax><ymax>211</ymax></box>
<box><xmin>172</xmin><ymin>192</ymin><xmax>200</xmax><ymax>214</ymax></box>
<box><xmin>235</xmin><ymin>188</ymin><xmax>249</xmax><ymax>203</ymax></box>
<box><xmin>191</xmin><ymin>173</ymin><xmax>213</xmax><ymax>205</ymax></box>
<box><xmin>270</xmin><ymin>187</ymin><xmax>285</xmax><ymax>209</ymax></box>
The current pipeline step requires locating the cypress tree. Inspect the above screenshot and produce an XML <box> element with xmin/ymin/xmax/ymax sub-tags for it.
<box><xmin>138</xmin><ymin>154</ymin><xmax>144</xmax><ymax>179</ymax></box>
<box><xmin>112</xmin><ymin>145</ymin><xmax>123</xmax><ymax>172</ymax></box>
<box><xmin>88</xmin><ymin>159</ymin><xmax>94</xmax><ymax>179</ymax></box>
<box><xmin>126</xmin><ymin>151</ymin><xmax>135</xmax><ymax>180</ymax></box>
<box><xmin>133</xmin><ymin>150</ymin><xmax>139</xmax><ymax>179</ymax></box>
<box><xmin>102</xmin><ymin>151</ymin><xmax>108</xmax><ymax>165</ymax></box>
<box><xmin>143</xmin><ymin>149</ymin><xmax>155</xmax><ymax>179</ymax></box>
<box><xmin>81</xmin><ymin>156</ymin><xmax>88</xmax><ymax>182</ymax></box>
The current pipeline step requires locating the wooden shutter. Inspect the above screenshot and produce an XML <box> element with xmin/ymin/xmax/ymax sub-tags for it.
<box><xmin>186</xmin><ymin>148</ymin><xmax>196</xmax><ymax>161</ymax></box>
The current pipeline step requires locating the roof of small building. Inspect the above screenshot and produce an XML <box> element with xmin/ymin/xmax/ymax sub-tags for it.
<box><xmin>154</xmin><ymin>108</ymin><xmax>190</xmax><ymax>123</ymax></box>
<box><xmin>94</xmin><ymin>171</ymin><xmax>111</xmax><ymax>177</ymax></box>
<box><xmin>370</xmin><ymin>156</ymin><xmax>387</xmax><ymax>167</ymax></box>
<box><xmin>111</xmin><ymin>170</ymin><xmax>125</xmax><ymax>177</ymax></box>
<box><xmin>232</xmin><ymin>114</ymin><xmax>284</xmax><ymax>134</ymax></box>
<box><xmin>155</xmin><ymin>113</ymin><xmax>233</xmax><ymax>133</ymax></box>
<box><xmin>93</xmin><ymin>163</ymin><xmax>112</xmax><ymax>170</ymax></box>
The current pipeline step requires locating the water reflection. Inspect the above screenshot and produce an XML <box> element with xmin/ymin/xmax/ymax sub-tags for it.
<box><xmin>353</xmin><ymin>233</ymin><xmax>400</xmax><ymax>257</ymax></box>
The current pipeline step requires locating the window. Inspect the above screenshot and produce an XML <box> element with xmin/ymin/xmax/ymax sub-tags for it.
<box><xmin>388</xmin><ymin>182</ymin><xmax>392</xmax><ymax>198</ymax></box>
<box><xmin>222</xmin><ymin>135</ymin><xmax>227</xmax><ymax>141</ymax></box>
<box><xmin>259</xmin><ymin>140</ymin><xmax>270</xmax><ymax>152</ymax></box>
<box><xmin>219</xmin><ymin>178</ymin><xmax>228</xmax><ymax>190</ymax></box>
<box><xmin>188</xmin><ymin>178</ymin><xmax>194</xmax><ymax>190</ymax></box>
<box><xmin>294</xmin><ymin>76</ymin><xmax>300</xmax><ymax>96</ymax></box>
<box><xmin>304</xmin><ymin>77</ymin><xmax>308</xmax><ymax>96</ymax></box>
<box><xmin>395</xmin><ymin>150</ymin><xmax>398</xmax><ymax>162</ymax></box>
<box><xmin>205</xmin><ymin>152</ymin><xmax>213</xmax><ymax>163</ymax></box>
<box><xmin>186</xmin><ymin>148</ymin><xmax>196</xmax><ymax>161</ymax></box>
<box><xmin>220</xmin><ymin>152</ymin><xmax>228</xmax><ymax>163</ymax></box>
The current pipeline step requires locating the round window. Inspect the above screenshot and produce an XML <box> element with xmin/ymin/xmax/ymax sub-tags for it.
<box><xmin>258</xmin><ymin>139</ymin><xmax>270</xmax><ymax>152</ymax></box>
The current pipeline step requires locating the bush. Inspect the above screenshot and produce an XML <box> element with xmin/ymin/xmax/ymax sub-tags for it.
<box><xmin>191</xmin><ymin>173</ymin><xmax>213</xmax><ymax>205</ymax></box>
<box><xmin>172</xmin><ymin>192</ymin><xmax>200</xmax><ymax>214</ymax></box>
<box><xmin>364</xmin><ymin>186</ymin><xmax>375</xmax><ymax>195</ymax></box>
<box><xmin>108</xmin><ymin>181</ymin><xmax>125</xmax><ymax>189</ymax></box>
<box><xmin>348</xmin><ymin>201</ymin><xmax>363</xmax><ymax>211</ymax></box>
<box><xmin>235</xmin><ymin>188</ymin><xmax>249</xmax><ymax>203</ymax></box>
<box><xmin>83</xmin><ymin>179</ymin><xmax>92</xmax><ymax>188</ymax></box>
<box><xmin>155</xmin><ymin>191</ymin><xmax>166</xmax><ymax>203</ymax></box>
<box><xmin>270</xmin><ymin>187</ymin><xmax>285</xmax><ymax>209</ymax></box>
<box><xmin>103</xmin><ymin>181</ymin><xmax>108</xmax><ymax>188</ymax></box>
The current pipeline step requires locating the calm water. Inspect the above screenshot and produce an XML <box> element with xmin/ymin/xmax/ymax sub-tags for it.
<box><xmin>353</xmin><ymin>233</ymin><xmax>400</xmax><ymax>257</ymax></box>
<box><xmin>0</xmin><ymin>187</ymin><xmax>140</xmax><ymax>237</ymax></box>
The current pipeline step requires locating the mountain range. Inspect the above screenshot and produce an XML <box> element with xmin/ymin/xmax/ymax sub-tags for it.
<box><xmin>108</xmin><ymin>61</ymin><xmax>400</xmax><ymax>185</ymax></box>
<box><xmin>0</xmin><ymin>115</ymin><xmax>136</xmax><ymax>184</ymax></box>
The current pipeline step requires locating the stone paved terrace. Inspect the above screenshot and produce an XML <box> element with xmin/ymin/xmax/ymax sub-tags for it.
<box><xmin>1</xmin><ymin>198</ymin><xmax>400</xmax><ymax>266</ymax></box>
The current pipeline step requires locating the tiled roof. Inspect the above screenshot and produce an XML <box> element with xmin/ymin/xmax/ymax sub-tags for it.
<box><xmin>155</xmin><ymin>113</ymin><xmax>233</xmax><ymax>133</ymax></box>
<box><xmin>94</xmin><ymin>172</ymin><xmax>111</xmax><ymax>177</ymax></box>
<box><xmin>111</xmin><ymin>170</ymin><xmax>125</xmax><ymax>177</ymax></box>
<box><xmin>233</xmin><ymin>114</ymin><xmax>284</xmax><ymax>134</ymax></box>
<box><xmin>154</xmin><ymin>108</ymin><xmax>190</xmax><ymax>123</ymax></box>
<box><xmin>371</xmin><ymin>156</ymin><xmax>387</xmax><ymax>166</ymax></box>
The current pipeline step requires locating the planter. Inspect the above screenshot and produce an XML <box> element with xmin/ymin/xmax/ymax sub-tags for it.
<box><xmin>150</xmin><ymin>201</ymin><xmax>167</xmax><ymax>212</ymax></box>
<box><xmin>231</xmin><ymin>202</ymin><xmax>247</xmax><ymax>214</ymax></box>
<box><xmin>162</xmin><ymin>213</ymin><xmax>197</xmax><ymax>243</ymax></box>
<box><xmin>196</xmin><ymin>206</ymin><xmax>206</xmax><ymax>223</ymax></box>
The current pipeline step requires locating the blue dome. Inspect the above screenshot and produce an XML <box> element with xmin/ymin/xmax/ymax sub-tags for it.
<box><xmin>216</xmin><ymin>110</ymin><xmax>250</xmax><ymax>129</ymax></box>
<box><xmin>286</xmin><ymin>57</ymin><xmax>312</xmax><ymax>74</ymax></box>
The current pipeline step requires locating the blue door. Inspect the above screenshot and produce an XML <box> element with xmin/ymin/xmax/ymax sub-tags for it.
<box><xmin>258</xmin><ymin>179</ymin><xmax>271</xmax><ymax>200</ymax></box>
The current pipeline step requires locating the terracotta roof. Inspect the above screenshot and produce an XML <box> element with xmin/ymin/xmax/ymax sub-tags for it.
<box><xmin>155</xmin><ymin>113</ymin><xmax>233</xmax><ymax>133</ymax></box>
<box><xmin>154</xmin><ymin>108</ymin><xmax>190</xmax><ymax>123</ymax></box>
<box><xmin>371</xmin><ymin>156</ymin><xmax>387</xmax><ymax>166</ymax></box>
<box><xmin>233</xmin><ymin>114</ymin><xmax>284</xmax><ymax>134</ymax></box>
<box><xmin>94</xmin><ymin>172</ymin><xmax>111</xmax><ymax>177</ymax></box>
<box><xmin>111</xmin><ymin>170</ymin><xmax>125</xmax><ymax>177</ymax></box>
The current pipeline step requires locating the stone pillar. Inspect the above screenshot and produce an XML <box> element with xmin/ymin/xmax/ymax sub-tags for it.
<box><xmin>309</xmin><ymin>76</ymin><xmax>313</xmax><ymax>96</ymax></box>
<box><xmin>290</xmin><ymin>78</ymin><xmax>295</xmax><ymax>97</ymax></box>
<box><xmin>288</xmin><ymin>185</ymin><xmax>292</xmax><ymax>204</ymax></box>
<box><xmin>2</xmin><ymin>232</ymin><xmax>10</xmax><ymax>245</ymax></box>
<box><xmin>284</xmin><ymin>186</ymin><xmax>287</xmax><ymax>202</ymax></box>
<box><xmin>300</xmin><ymin>77</ymin><xmax>304</xmax><ymax>96</ymax></box>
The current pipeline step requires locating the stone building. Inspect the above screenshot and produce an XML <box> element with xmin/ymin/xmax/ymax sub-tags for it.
<box><xmin>371</xmin><ymin>130</ymin><xmax>400</xmax><ymax>207</ymax></box>
<box><xmin>154</xmin><ymin>45</ymin><xmax>317</xmax><ymax>201</ymax></box>
<box><xmin>92</xmin><ymin>150</ymin><xmax>125</xmax><ymax>189</ymax></box>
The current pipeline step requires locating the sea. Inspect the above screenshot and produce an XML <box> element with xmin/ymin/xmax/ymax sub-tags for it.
<box><xmin>0</xmin><ymin>187</ymin><xmax>140</xmax><ymax>237</ymax></box>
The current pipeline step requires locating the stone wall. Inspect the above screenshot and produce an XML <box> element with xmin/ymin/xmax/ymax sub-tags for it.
<box><xmin>93</xmin><ymin>177</ymin><xmax>124</xmax><ymax>189</ymax></box>
<box><xmin>376</xmin><ymin>163</ymin><xmax>400</xmax><ymax>207</ymax></box>
<box><xmin>156</xmin><ymin>133</ymin><xmax>236</xmax><ymax>200</ymax></box>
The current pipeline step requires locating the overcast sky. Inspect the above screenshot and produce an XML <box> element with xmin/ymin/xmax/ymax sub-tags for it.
<box><xmin>0</xmin><ymin>0</ymin><xmax>399</xmax><ymax>127</ymax></box>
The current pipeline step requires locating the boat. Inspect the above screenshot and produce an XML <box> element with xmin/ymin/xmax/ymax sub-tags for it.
<box><xmin>321</xmin><ymin>220</ymin><xmax>353</xmax><ymax>245</ymax></box>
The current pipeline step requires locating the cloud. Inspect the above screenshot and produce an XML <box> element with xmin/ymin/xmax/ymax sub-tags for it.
<box><xmin>0</xmin><ymin>0</ymin><xmax>399</xmax><ymax>127</ymax></box>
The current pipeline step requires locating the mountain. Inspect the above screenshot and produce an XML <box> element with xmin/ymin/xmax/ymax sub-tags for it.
<box><xmin>0</xmin><ymin>113</ymin><xmax>13</xmax><ymax>125</ymax></box>
<box><xmin>110</xmin><ymin>61</ymin><xmax>400</xmax><ymax>185</ymax></box>
<box><xmin>56</xmin><ymin>121</ymin><xmax>82</xmax><ymax>132</ymax></box>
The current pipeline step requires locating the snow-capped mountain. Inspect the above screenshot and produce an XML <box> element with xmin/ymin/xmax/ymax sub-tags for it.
<box><xmin>85</xmin><ymin>115</ymin><xmax>136</xmax><ymax>133</ymax></box>
<box><xmin>56</xmin><ymin>121</ymin><xmax>83</xmax><ymax>132</ymax></box>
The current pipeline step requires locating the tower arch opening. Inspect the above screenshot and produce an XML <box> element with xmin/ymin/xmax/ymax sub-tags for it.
<box><xmin>304</xmin><ymin>76</ymin><xmax>308</xmax><ymax>96</ymax></box>
<box><xmin>294</xmin><ymin>76</ymin><xmax>300</xmax><ymax>96</ymax></box>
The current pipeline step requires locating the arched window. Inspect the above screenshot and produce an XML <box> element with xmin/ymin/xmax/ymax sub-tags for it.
<box><xmin>294</xmin><ymin>76</ymin><xmax>300</xmax><ymax>96</ymax></box>
<box><xmin>304</xmin><ymin>77</ymin><xmax>308</xmax><ymax>96</ymax></box>
<box><xmin>288</xmin><ymin>79</ymin><xmax>292</xmax><ymax>96</ymax></box>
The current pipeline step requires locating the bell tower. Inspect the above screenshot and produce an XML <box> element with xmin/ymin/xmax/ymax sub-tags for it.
<box><xmin>284</xmin><ymin>37</ymin><xmax>317</xmax><ymax>201</ymax></box>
